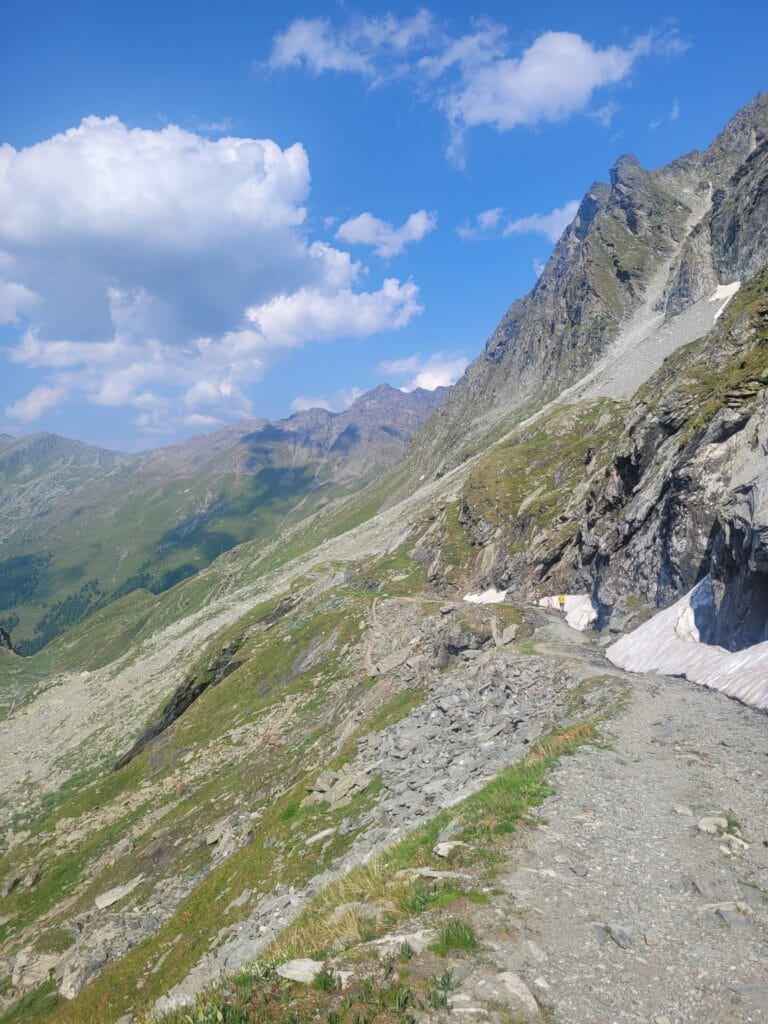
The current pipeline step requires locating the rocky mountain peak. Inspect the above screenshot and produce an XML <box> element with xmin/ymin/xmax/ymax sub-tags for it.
<box><xmin>703</xmin><ymin>92</ymin><xmax>768</xmax><ymax>176</ymax></box>
<box><xmin>402</xmin><ymin>96</ymin><xmax>768</xmax><ymax>487</ymax></box>
<box><xmin>609</xmin><ymin>153</ymin><xmax>646</xmax><ymax>188</ymax></box>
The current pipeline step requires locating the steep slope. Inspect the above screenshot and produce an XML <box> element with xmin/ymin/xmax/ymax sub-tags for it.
<box><xmin>1</xmin><ymin>98</ymin><xmax>768</xmax><ymax>1024</ymax></box>
<box><xmin>0</xmin><ymin>385</ymin><xmax>445</xmax><ymax>653</ymax></box>
<box><xmin>405</xmin><ymin>93</ymin><xmax>768</xmax><ymax>484</ymax></box>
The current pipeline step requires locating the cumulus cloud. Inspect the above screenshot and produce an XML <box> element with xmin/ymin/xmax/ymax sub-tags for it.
<box><xmin>336</xmin><ymin>209</ymin><xmax>437</xmax><ymax>257</ymax></box>
<box><xmin>457</xmin><ymin>200</ymin><xmax>578</xmax><ymax>244</ymax></box>
<box><xmin>443</xmin><ymin>32</ymin><xmax>643</xmax><ymax>136</ymax></box>
<box><xmin>247</xmin><ymin>278</ymin><xmax>422</xmax><ymax>349</ymax></box>
<box><xmin>378</xmin><ymin>352</ymin><xmax>468</xmax><ymax>391</ymax></box>
<box><xmin>269</xmin><ymin>14</ymin><xmax>688</xmax><ymax>162</ymax></box>
<box><xmin>0</xmin><ymin>117</ymin><xmax>423</xmax><ymax>430</ymax></box>
<box><xmin>0</xmin><ymin>279</ymin><xmax>40</xmax><ymax>324</ymax></box>
<box><xmin>504</xmin><ymin>200</ymin><xmax>580</xmax><ymax>243</ymax></box>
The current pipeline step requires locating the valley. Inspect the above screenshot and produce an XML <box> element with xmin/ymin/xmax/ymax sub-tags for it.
<box><xmin>1</xmin><ymin>95</ymin><xmax>767</xmax><ymax>1024</ymax></box>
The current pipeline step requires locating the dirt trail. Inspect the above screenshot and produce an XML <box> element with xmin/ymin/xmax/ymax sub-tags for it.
<box><xmin>478</xmin><ymin>643</ymin><xmax>768</xmax><ymax>1023</ymax></box>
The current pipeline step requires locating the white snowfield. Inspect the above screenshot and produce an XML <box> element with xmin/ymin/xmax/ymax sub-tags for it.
<box><xmin>538</xmin><ymin>594</ymin><xmax>597</xmax><ymax>632</ymax></box>
<box><xmin>710</xmin><ymin>280</ymin><xmax>741</xmax><ymax>321</ymax></box>
<box><xmin>463</xmin><ymin>588</ymin><xmax>508</xmax><ymax>605</ymax></box>
<box><xmin>607</xmin><ymin>578</ymin><xmax>768</xmax><ymax>711</ymax></box>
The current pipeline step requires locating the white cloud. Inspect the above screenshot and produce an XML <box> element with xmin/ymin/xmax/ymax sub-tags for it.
<box><xmin>670</xmin><ymin>99</ymin><xmax>680</xmax><ymax>122</ymax></box>
<box><xmin>269</xmin><ymin>15</ymin><xmax>688</xmax><ymax>162</ymax></box>
<box><xmin>5</xmin><ymin>385</ymin><xmax>67</xmax><ymax>423</ymax></box>
<box><xmin>0</xmin><ymin>280</ymin><xmax>40</xmax><ymax>323</ymax></box>
<box><xmin>290</xmin><ymin>394</ymin><xmax>334</xmax><ymax>413</ymax></box>
<box><xmin>378</xmin><ymin>351</ymin><xmax>468</xmax><ymax>391</ymax></box>
<box><xmin>591</xmin><ymin>101</ymin><xmax>620</xmax><ymax>128</ymax></box>
<box><xmin>458</xmin><ymin>200</ymin><xmax>578</xmax><ymax>245</ymax></box>
<box><xmin>0</xmin><ymin>117</ymin><xmax>423</xmax><ymax>431</ymax></box>
<box><xmin>336</xmin><ymin>209</ymin><xmax>437</xmax><ymax>257</ymax></box>
<box><xmin>503</xmin><ymin>200</ymin><xmax>580</xmax><ymax>243</ymax></box>
<box><xmin>268</xmin><ymin>11</ymin><xmax>437</xmax><ymax>80</ymax></box>
<box><xmin>289</xmin><ymin>386</ymin><xmax>365</xmax><ymax>414</ymax></box>
<box><xmin>247</xmin><ymin>278</ymin><xmax>422</xmax><ymax>349</ymax></box>
<box><xmin>456</xmin><ymin>207</ymin><xmax>502</xmax><ymax>241</ymax></box>
<box><xmin>443</xmin><ymin>32</ymin><xmax>644</xmax><ymax>138</ymax></box>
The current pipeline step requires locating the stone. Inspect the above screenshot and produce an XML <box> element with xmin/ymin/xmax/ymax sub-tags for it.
<box><xmin>11</xmin><ymin>948</ymin><xmax>60</xmax><ymax>992</ymax></box>
<box><xmin>1</xmin><ymin>874</ymin><xmax>21</xmax><ymax>897</ymax></box>
<box><xmin>715</xmin><ymin>908</ymin><xmax>750</xmax><ymax>928</ymax></box>
<box><xmin>606</xmin><ymin>924</ymin><xmax>634</xmax><ymax>949</ymax></box>
<box><xmin>306</xmin><ymin>827</ymin><xmax>336</xmax><ymax>847</ymax></box>
<box><xmin>501</xmin><ymin>624</ymin><xmax>518</xmax><ymax>646</ymax></box>
<box><xmin>225</xmin><ymin>889</ymin><xmax>253</xmax><ymax>913</ymax></box>
<box><xmin>672</xmin><ymin>803</ymin><xmax>694</xmax><ymax>817</ymax></box>
<box><xmin>374</xmin><ymin>647</ymin><xmax>410</xmax><ymax>676</ymax></box>
<box><xmin>433</xmin><ymin>840</ymin><xmax>468</xmax><ymax>858</ymax></box>
<box><xmin>729</xmin><ymin>983</ymin><xmax>768</xmax><ymax>1009</ymax></box>
<box><xmin>22</xmin><ymin>864</ymin><xmax>41</xmax><ymax>888</ymax></box>
<box><xmin>326</xmin><ymin>771</ymin><xmax>372</xmax><ymax>809</ymax></box>
<box><xmin>94</xmin><ymin>875</ymin><xmax>143</xmax><ymax>910</ymax></box>
<box><xmin>113</xmin><ymin>837</ymin><xmax>135</xmax><ymax>857</ymax></box>
<box><xmin>440</xmin><ymin>604</ymin><xmax>456</xmax><ymax>615</ymax></box>
<box><xmin>496</xmin><ymin>972</ymin><xmax>540</xmax><ymax>1019</ymax></box>
<box><xmin>368</xmin><ymin>929</ymin><xmax>436</xmax><ymax>956</ymax></box>
<box><xmin>721</xmin><ymin>833</ymin><xmax>748</xmax><ymax>853</ymax></box>
<box><xmin>57</xmin><ymin>942</ymin><xmax>110</xmax><ymax>1000</ymax></box>
<box><xmin>697</xmin><ymin>816</ymin><xmax>728</xmax><ymax>835</ymax></box>
<box><xmin>276</xmin><ymin>958</ymin><xmax>325</xmax><ymax>984</ymax></box>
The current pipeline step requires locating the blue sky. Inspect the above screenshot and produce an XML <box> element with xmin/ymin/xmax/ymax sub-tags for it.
<box><xmin>0</xmin><ymin>0</ymin><xmax>766</xmax><ymax>450</ymax></box>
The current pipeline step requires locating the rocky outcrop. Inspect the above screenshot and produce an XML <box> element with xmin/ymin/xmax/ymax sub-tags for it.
<box><xmin>155</xmin><ymin>644</ymin><xmax>580</xmax><ymax>1012</ymax></box>
<box><xmin>521</xmin><ymin>269</ymin><xmax>768</xmax><ymax>634</ymax></box>
<box><xmin>113</xmin><ymin>637</ymin><xmax>243</xmax><ymax>770</ymax></box>
<box><xmin>0</xmin><ymin>627</ymin><xmax>14</xmax><ymax>653</ymax></box>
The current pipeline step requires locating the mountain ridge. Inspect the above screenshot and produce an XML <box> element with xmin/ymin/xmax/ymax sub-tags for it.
<box><xmin>400</xmin><ymin>92</ymin><xmax>768</xmax><ymax>487</ymax></box>
<box><xmin>1</xmin><ymin>97</ymin><xmax>768</xmax><ymax>1024</ymax></box>
<box><xmin>0</xmin><ymin>383</ymin><xmax>447</xmax><ymax>652</ymax></box>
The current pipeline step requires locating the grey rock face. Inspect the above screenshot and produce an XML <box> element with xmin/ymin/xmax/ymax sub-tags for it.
<box><xmin>516</xmin><ymin>262</ymin><xmax>768</xmax><ymax>636</ymax></box>
<box><xmin>405</xmin><ymin>94</ymin><xmax>768</xmax><ymax>489</ymax></box>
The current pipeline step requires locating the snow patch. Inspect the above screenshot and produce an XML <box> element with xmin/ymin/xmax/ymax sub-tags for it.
<box><xmin>463</xmin><ymin>588</ymin><xmax>507</xmax><ymax>605</ymax></box>
<box><xmin>607</xmin><ymin>578</ymin><xmax>768</xmax><ymax>711</ymax></box>
<box><xmin>538</xmin><ymin>594</ymin><xmax>597</xmax><ymax>632</ymax></box>
<box><xmin>709</xmin><ymin>280</ymin><xmax>741</xmax><ymax>321</ymax></box>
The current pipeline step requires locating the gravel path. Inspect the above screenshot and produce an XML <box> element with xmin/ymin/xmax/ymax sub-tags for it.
<box><xmin>498</xmin><ymin>661</ymin><xmax>768</xmax><ymax>1024</ymax></box>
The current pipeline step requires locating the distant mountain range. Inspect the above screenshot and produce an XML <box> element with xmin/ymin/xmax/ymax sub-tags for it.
<box><xmin>0</xmin><ymin>383</ymin><xmax>446</xmax><ymax>652</ymax></box>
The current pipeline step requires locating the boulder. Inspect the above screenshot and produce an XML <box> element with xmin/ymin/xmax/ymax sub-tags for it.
<box><xmin>276</xmin><ymin>958</ymin><xmax>325</xmax><ymax>984</ymax></box>
<box><xmin>433</xmin><ymin>840</ymin><xmax>468</xmax><ymax>858</ymax></box>
<box><xmin>94</xmin><ymin>875</ymin><xmax>143</xmax><ymax>910</ymax></box>
<box><xmin>11</xmin><ymin>947</ymin><xmax>60</xmax><ymax>992</ymax></box>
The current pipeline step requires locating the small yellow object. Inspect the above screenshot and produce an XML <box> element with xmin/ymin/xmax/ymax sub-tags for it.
<box><xmin>558</xmin><ymin>594</ymin><xmax>566</xmax><ymax>610</ymax></box>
